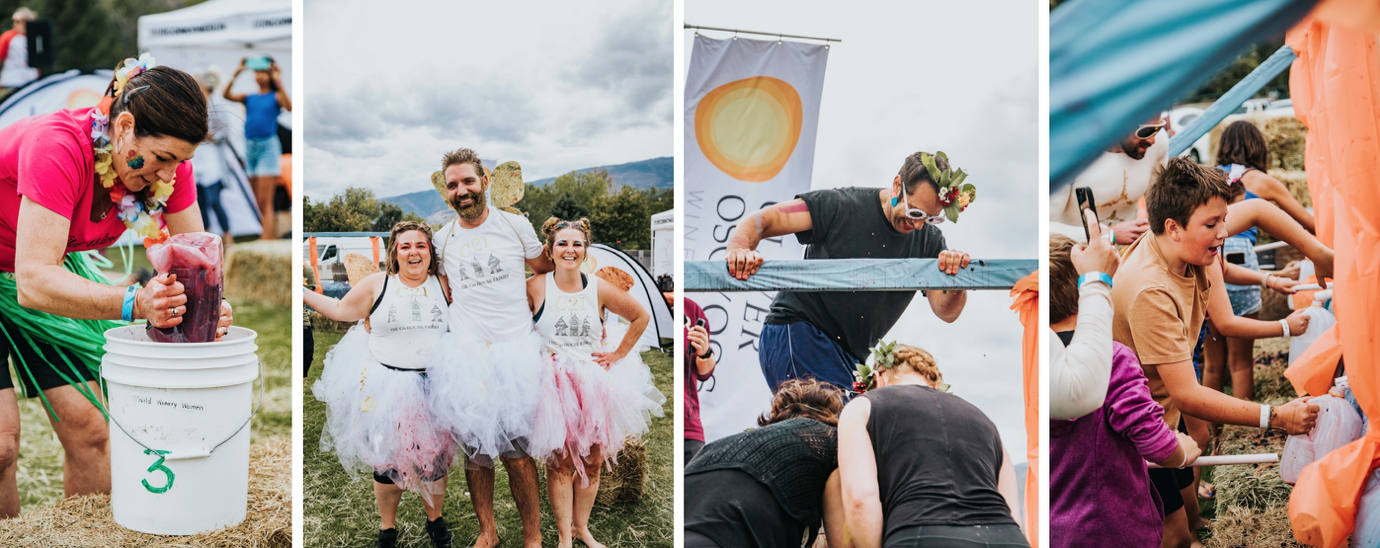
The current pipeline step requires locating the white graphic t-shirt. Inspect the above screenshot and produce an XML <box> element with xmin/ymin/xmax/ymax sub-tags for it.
<box><xmin>1050</xmin><ymin>135</ymin><xmax>1169</xmax><ymax>243</ymax></box>
<box><xmin>436</xmin><ymin>206</ymin><xmax>544</xmax><ymax>342</ymax></box>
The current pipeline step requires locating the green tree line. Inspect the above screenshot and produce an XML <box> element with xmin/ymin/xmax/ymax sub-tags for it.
<box><xmin>515</xmin><ymin>169</ymin><xmax>672</xmax><ymax>250</ymax></box>
<box><xmin>303</xmin><ymin>187</ymin><xmax>425</xmax><ymax>233</ymax></box>
<box><xmin>304</xmin><ymin>169</ymin><xmax>672</xmax><ymax>250</ymax></box>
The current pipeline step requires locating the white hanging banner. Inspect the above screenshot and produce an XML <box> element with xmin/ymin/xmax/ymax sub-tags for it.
<box><xmin>684</xmin><ymin>34</ymin><xmax>828</xmax><ymax>442</ymax></box>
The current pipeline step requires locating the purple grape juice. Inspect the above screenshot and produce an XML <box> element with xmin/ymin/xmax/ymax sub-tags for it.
<box><xmin>145</xmin><ymin>233</ymin><xmax>224</xmax><ymax>343</ymax></box>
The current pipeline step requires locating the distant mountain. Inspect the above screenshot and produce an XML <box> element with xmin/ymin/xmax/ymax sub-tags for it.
<box><xmin>383</xmin><ymin>157</ymin><xmax>671</xmax><ymax>222</ymax></box>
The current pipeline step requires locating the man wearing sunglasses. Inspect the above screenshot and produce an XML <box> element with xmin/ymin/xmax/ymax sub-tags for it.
<box><xmin>1050</xmin><ymin>115</ymin><xmax>1169</xmax><ymax>244</ymax></box>
<box><xmin>723</xmin><ymin>150</ymin><xmax>970</xmax><ymax>399</ymax></box>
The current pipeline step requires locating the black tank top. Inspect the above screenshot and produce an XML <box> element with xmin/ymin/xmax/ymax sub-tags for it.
<box><xmin>862</xmin><ymin>384</ymin><xmax>1016</xmax><ymax>542</ymax></box>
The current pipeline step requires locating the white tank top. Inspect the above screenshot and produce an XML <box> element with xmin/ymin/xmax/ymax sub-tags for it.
<box><xmin>367</xmin><ymin>274</ymin><xmax>448</xmax><ymax>369</ymax></box>
<box><xmin>533</xmin><ymin>273</ymin><xmax>603</xmax><ymax>359</ymax></box>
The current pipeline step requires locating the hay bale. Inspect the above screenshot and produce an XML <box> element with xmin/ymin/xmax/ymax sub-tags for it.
<box><xmin>596</xmin><ymin>439</ymin><xmax>647</xmax><ymax>506</ymax></box>
<box><xmin>224</xmin><ymin>240</ymin><xmax>291</xmax><ymax>307</ymax></box>
<box><xmin>1214</xmin><ymin>425</ymin><xmax>1292</xmax><ymax>511</ymax></box>
<box><xmin>0</xmin><ymin>437</ymin><xmax>291</xmax><ymax>547</ymax></box>
<box><xmin>309</xmin><ymin>311</ymin><xmax>355</xmax><ymax>334</ymax></box>
<box><xmin>1267</xmin><ymin>169</ymin><xmax>1311</xmax><ymax>209</ymax></box>
<box><xmin>343</xmin><ymin>253</ymin><xmax>381</xmax><ymax>286</ymax></box>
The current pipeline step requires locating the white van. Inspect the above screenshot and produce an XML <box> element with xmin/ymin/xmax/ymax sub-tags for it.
<box><xmin>303</xmin><ymin>236</ymin><xmax>385</xmax><ymax>283</ymax></box>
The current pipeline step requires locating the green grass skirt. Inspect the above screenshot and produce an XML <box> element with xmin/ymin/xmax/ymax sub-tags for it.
<box><xmin>0</xmin><ymin>251</ymin><xmax>127</xmax><ymax>418</ymax></box>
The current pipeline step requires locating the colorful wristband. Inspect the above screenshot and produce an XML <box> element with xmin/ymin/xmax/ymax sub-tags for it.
<box><xmin>1078</xmin><ymin>272</ymin><xmax>1113</xmax><ymax>289</ymax></box>
<box><xmin>121</xmin><ymin>285</ymin><xmax>138</xmax><ymax>322</ymax></box>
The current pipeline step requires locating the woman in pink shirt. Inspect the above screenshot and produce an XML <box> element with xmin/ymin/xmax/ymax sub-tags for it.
<box><xmin>0</xmin><ymin>56</ymin><xmax>232</xmax><ymax>517</ymax></box>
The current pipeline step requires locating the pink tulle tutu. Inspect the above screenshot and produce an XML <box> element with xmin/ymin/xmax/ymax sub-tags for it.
<box><xmin>311</xmin><ymin>324</ymin><xmax>455</xmax><ymax>502</ymax></box>
<box><xmin>527</xmin><ymin>322</ymin><xmax>665</xmax><ymax>484</ymax></box>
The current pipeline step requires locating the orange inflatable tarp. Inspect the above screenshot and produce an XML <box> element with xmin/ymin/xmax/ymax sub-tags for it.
<box><xmin>1284</xmin><ymin>15</ymin><xmax>1380</xmax><ymax>548</ymax></box>
<box><xmin>1009</xmin><ymin>271</ymin><xmax>1039</xmax><ymax>547</ymax></box>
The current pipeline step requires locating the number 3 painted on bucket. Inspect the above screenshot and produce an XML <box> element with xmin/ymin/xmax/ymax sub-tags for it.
<box><xmin>142</xmin><ymin>449</ymin><xmax>175</xmax><ymax>494</ymax></box>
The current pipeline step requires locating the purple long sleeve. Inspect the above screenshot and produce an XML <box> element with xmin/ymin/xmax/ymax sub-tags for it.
<box><xmin>1050</xmin><ymin>340</ymin><xmax>1172</xmax><ymax>548</ymax></box>
<box><xmin>1104</xmin><ymin>343</ymin><xmax>1180</xmax><ymax>464</ymax></box>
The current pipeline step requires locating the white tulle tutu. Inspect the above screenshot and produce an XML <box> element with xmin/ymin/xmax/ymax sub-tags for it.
<box><xmin>311</xmin><ymin>324</ymin><xmax>455</xmax><ymax>501</ymax></box>
<box><xmin>527</xmin><ymin>321</ymin><xmax>666</xmax><ymax>484</ymax></box>
<box><xmin>425</xmin><ymin>329</ymin><xmax>548</xmax><ymax>468</ymax></box>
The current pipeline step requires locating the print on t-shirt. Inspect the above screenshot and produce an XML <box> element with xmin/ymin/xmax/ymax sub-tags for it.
<box><xmin>381</xmin><ymin>283</ymin><xmax>446</xmax><ymax>334</ymax></box>
<box><xmin>451</xmin><ymin>234</ymin><xmax>512</xmax><ymax>291</ymax></box>
<box><xmin>549</xmin><ymin>294</ymin><xmax>596</xmax><ymax>349</ymax></box>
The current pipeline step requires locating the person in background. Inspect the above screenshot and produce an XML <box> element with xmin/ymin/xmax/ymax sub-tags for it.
<box><xmin>1049</xmin><ymin>234</ymin><xmax>1201</xmax><ymax>548</ymax></box>
<box><xmin>684</xmin><ymin>297</ymin><xmax>715</xmax><ymax>464</ymax></box>
<box><xmin>1204</xmin><ymin>120</ymin><xmax>1313</xmax><ymax>403</ymax></box>
<box><xmin>192</xmin><ymin>70</ymin><xmax>233</xmax><ymax>245</ymax></box>
<box><xmin>302</xmin><ymin>260</ymin><xmax>315</xmax><ymax>379</ymax></box>
<box><xmin>223</xmin><ymin>55</ymin><xmax>291</xmax><ymax>240</ymax></box>
<box><xmin>0</xmin><ymin>7</ymin><xmax>38</xmax><ymax>96</ymax></box>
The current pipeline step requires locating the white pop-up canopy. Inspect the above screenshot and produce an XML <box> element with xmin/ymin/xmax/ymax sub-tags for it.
<box><xmin>651</xmin><ymin>209</ymin><xmax>673</xmax><ymax>280</ymax></box>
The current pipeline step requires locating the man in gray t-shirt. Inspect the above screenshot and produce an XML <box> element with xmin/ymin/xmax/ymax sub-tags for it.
<box><xmin>724</xmin><ymin>151</ymin><xmax>972</xmax><ymax>396</ymax></box>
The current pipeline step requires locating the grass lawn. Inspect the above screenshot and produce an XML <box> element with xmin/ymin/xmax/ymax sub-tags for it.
<box><xmin>5</xmin><ymin>298</ymin><xmax>292</xmax><ymax>514</ymax></box>
<box><xmin>303</xmin><ymin>328</ymin><xmax>674</xmax><ymax>548</ymax></box>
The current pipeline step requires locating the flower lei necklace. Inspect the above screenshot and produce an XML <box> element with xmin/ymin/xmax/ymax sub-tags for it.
<box><xmin>91</xmin><ymin>53</ymin><xmax>174</xmax><ymax>246</ymax></box>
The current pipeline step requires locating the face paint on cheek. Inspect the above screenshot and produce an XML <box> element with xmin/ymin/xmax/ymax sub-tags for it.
<box><xmin>126</xmin><ymin>151</ymin><xmax>145</xmax><ymax>170</ymax></box>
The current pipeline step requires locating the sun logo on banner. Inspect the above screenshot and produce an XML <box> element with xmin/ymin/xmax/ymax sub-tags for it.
<box><xmin>695</xmin><ymin>76</ymin><xmax>803</xmax><ymax>182</ymax></box>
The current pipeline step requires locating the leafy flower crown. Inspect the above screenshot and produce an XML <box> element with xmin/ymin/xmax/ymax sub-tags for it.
<box><xmin>852</xmin><ymin>339</ymin><xmax>951</xmax><ymax>394</ymax></box>
<box><xmin>91</xmin><ymin>53</ymin><xmax>174</xmax><ymax>246</ymax></box>
<box><xmin>921</xmin><ymin>151</ymin><xmax>976</xmax><ymax>223</ymax></box>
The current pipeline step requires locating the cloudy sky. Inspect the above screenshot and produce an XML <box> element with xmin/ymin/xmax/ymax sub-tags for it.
<box><xmin>685</xmin><ymin>0</ymin><xmax>1039</xmax><ymax>457</ymax></box>
<box><xmin>304</xmin><ymin>0</ymin><xmax>672</xmax><ymax>200</ymax></box>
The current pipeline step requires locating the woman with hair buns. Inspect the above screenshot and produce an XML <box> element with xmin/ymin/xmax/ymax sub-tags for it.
<box><xmin>0</xmin><ymin>55</ymin><xmax>232</xmax><ymax>517</ymax></box>
<box><xmin>684</xmin><ymin>378</ymin><xmax>851</xmax><ymax>548</ymax></box>
<box><xmin>307</xmin><ymin>221</ymin><xmax>457</xmax><ymax>548</ymax></box>
<box><xmin>838</xmin><ymin>343</ymin><xmax>1027</xmax><ymax>548</ymax></box>
<box><xmin>524</xmin><ymin>216</ymin><xmax>664</xmax><ymax>548</ymax></box>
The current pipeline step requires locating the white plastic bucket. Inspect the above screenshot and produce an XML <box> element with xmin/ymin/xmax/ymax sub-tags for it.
<box><xmin>100</xmin><ymin>325</ymin><xmax>261</xmax><ymax>536</ymax></box>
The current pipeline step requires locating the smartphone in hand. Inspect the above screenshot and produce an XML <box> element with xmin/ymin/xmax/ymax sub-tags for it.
<box><xmin>1075</xmin><ymin>187</ymin><xmax>1097</xmax><ymax>242</ymax></box>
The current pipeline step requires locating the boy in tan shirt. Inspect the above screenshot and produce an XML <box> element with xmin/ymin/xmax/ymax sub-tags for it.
<box><xmin>1111</xmin><ymin>157</ymin><xmax>1319</xmax><ymax>548</ymax></box>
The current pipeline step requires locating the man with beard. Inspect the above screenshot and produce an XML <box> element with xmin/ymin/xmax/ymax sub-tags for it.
<box><xmin>426</xmin><ymin>148</ymin><xmax>553</xmax><ymax>548</ymax></box>
<box><xmin>723</xmin><ymin>150</ymin><xmax>972</xmax><ymax>399</ymax></box>
<box><xmin>1050</xmin><ymin>115</ymin><xmax>1167</xmax><ymax>244</ymax></box>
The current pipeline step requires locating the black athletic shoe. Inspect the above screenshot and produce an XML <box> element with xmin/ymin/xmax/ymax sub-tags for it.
<box><xmin>425</xmin><ymin>516</ymin><xmax>453</xmax><ymax>548</ymax></box>
<box><xmin>377</xmin><ymin>528</ymin><xmax>398</xmax><ymax>548</ymax></box>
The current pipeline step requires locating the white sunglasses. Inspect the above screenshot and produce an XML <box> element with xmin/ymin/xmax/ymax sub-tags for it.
<box><xmin>900</xmin><ymin>183</ymin><xmax>945</xmax><ymax>225</ymax></box>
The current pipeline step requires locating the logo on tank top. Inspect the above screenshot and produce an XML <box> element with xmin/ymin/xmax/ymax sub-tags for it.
<box><xmin>553</xmin><ymin>313</ymin><xmax>593</xmax><ymax>339</ymax></box>
<box><xmin>410</xmin><ymin>298</ymin><xmax>421</xmax><ymax>322</ymax></box>
<box><xmin>431</xmin><ymin>304</ymin><xmax>444</xmax><ymax>322</ymax></box>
